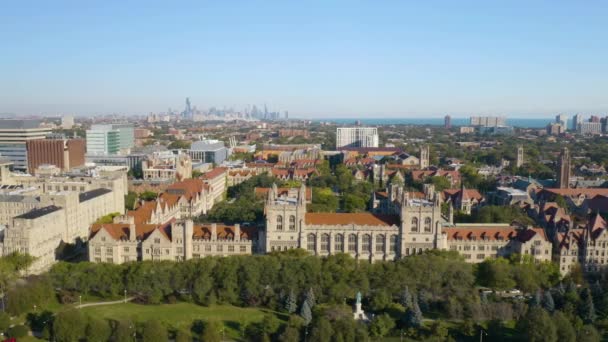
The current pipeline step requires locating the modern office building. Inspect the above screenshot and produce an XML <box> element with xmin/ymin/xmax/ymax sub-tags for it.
<box><xmin>86</xmin><ymin>125</ymin><xmax>120</xmax><ymax>155</ymax></box>
<box><xmin>469</xmin><ymin>116</ymin><xmax>506</xmax><ymax>127</ymax></box>
<box><xmin>0</xmin><ymin>119</ymin><xmax>52</xmax><ymax>171</ymax></box>
<box><xmin>578</xmin><ymin>122</ymin><xmax>602</xmax><ymax>135</ymax></box>
<box><xmin>555</xmin><ymin>114</ymin><xmax>568</xmax><ymax>129</ymax></box>
<box><xmin>26</xmin><ymin>139</ymin><xmax>85</xmax><ymax>172</ymax></box>
<box><xmin>572</xmin><ymin>114</ymin><xmax>584</xmax><ymax>131</ymax></box>
<box><xmin>189</xmin><ymin>139</ymin><xmax>229</xmax><ymax>164</ymax></box>
<box><xmin>444</xmin><ymin>115</ymin><xmax>452</xmax><ymax>129</ymax></box>
<box><xmin>110</xmin><ymin>123</ymin><xmax>135</xmax><ymax>150</ymax></box>
<box><xmin>336</xmin><ymin>127</ymin><xmax>379</xmax><ymax>148</ymax></box>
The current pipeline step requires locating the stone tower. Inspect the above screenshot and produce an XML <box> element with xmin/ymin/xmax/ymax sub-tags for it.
<box><xmin>516</xmin><ymin>146</ymin><xmax>524</xmax><ymax>168</ymax></box>
<box><xmin>419</xmin><ymin>145</ymin><xmax>430</xmax><ymax>169</ymax></box>
<box><xmin>263</xmin><ymin>184</ymin><xmax>307</xmax><ymax>252</ymax></box>
<box><xmin>557</xmin><ymin>147</ymin><xmax>571</xmax><ymax>189</ymax></box>
<box><xmin>399</xmin><ymin>190</ymin><xmax>445</xmax><ymax>256</ymax></box>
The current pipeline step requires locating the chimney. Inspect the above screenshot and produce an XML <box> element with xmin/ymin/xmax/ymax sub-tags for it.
<box><xmin>234</xmin><ymin>224</ymin><xmax>241</xmax><ymax>241</ymax></box>
<box><xmin>211</xmin><ymin>223</ymin><xmax>217</xmax><ymax>241</ymax></box>
<box><xmin>129</xmin><ymin>224</ymin><xmax>136</xmax><ymax>241</ymax></box>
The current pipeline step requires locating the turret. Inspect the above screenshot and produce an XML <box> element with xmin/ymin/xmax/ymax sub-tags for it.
<box><xmin>211</xmin><ymin>223</ymin><xmax>217</xmax><ymax>241</ymax></box>
<box><xmin>234</xmin><ymin>223</ymin><xmax>241</xmax><ymax>241</ymax></box>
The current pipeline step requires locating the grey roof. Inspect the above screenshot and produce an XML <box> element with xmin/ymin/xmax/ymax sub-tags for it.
<box><xmin>15</xmin><ymin>205</ymin><xmax>62</xmax><ymax>219</ymax></box>
<box><xmin>190</xmin><ymin>141</ymin><xmax>226</xmax><ymax>151</ymax></box>
<box><xmin>79</xmin><ymin>188</ymin><xmax>112</xmax><ymax>202</ymax></box>
<box><xmin>0</xmin><ymin>119</ymin><xmax>42</xmax><ymax>129</ymax></box>
<box><xmin>0</xmin><ymin>195</ymin><xmax>40</xmax><ymax>203</ymax></box>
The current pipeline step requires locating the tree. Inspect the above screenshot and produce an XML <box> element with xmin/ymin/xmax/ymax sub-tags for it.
<box><xmin>405</xmin><ymin>299</ymin><xmax>423</xmax><ymax>328</ymax></box>
<box><xmin>284</xmin><ymin>289</ymin><xmax>297</xmax><ymax>314</ymax></box>
<box><xmin>543</xmin><ymin>291</ymin><xmax>555</xmax><ymax>312</ymax></box>
<box><xmin>53</xmin><ymin>309</ymin><xmax>87</xmax><ymax>342</ymax></box>
<box><xmin>0</xmin><ymin>311</ymin><xmax>9</xmax><ymax>333</ymax></box>
<box><xmin>309</xmin><ymin>187</ymin><xmax>339</xmax><ymax>212</ymax></box>
<box><xmin>580</xmin><ymin>288</ymin><xmax>597</xmax><ymax>323</ymax></box>
<box><xmin>577</xmin><ymin>325</ymin><xmax>601</xmax><ymax>342</ymax></box>
<box><xmin>400</xmin><ymin>286</ymin><xmax>413</xmax><ymax>310</ymax></box>
<box><xmin>370</xmin><ymin>313</ymin><xmax>395</xmax><ymax>338</ymax></box>
<box><xmin>554</xmin><ymin>195</ymin><xmax>567</xmax><ymax>209</ymax></box>
<box><xmin>305</xmin><ymin>287</ymin><xmax>316</xmax><ymax>308</ymax></box>
<box><xmin>517</xmin><ymin>307</ymin><xmax>557</xmax><ymax>342</ymax></box>
<box><xmin>175</xmin><ymin>330</ymin><xmax>191</xmax><ymax>342</ymax></box>
<box><xmin>86</xmin><ymin>317</ymin><xmax>112</xmax><ymax>342</ymax></box>
<box><xmin>142</xmin><ymin>319</ymin><xmax>168</xmax><ymax>342</ymax></box>
<box><xmin>552</xmin><ymin>311</ymin><xmax>575</xmax><ymax>342</ymax></box>
<box><xmin>201</xmin><ymin>320</ymin><xmax>222</xmax><ymax>342</ymax></box>
<box><xmin>140</xmin><ymin>191</ymin><xmax>158</xmax><ymax>201</ymax></box>
<box><xmin>300</xmin><ymin>300</ymin><xmax>312</xmax><ymax>326</ymax></box>
<box><xmin>310</xmin><ymin>319</ymin><xmax>333</xmax><ymax>342</ymax></box>
<box><xmin>343</xmin><ymin>193</ymin><xmax>367</xmax><ymax>213</ymax></box>
<box><xmin>94</xmin><ymin>212</ymin><xmax>121</xmax><ymax>224</ymax></box>
<box><xmin>113</xmin><ymin>319</ymin><xmax>136</xmax><ymax>342</ymax></box>
<box><xmin>125</xmin><ymin>191</ymin><xmax>138</xmax><ymax>210</ymax></box>
<box><xmin>6</xmin><ymin>325</ymin><xmax>28</xmax><ymax>338</ymax></box>
<box><xmin>476</xmin><ymin>259</ymin><xmax>516</xmax><ymax>290</ymax></box>
<box><xmin>430</xmin><ymin>176</ymin><xmax>451</xmax><ymax>191</ymax></box>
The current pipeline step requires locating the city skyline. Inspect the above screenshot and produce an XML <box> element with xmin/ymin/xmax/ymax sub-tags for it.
<box><xmin>1</xmin><ymin>1</ymin><xmax>607</xmax><ymax>117</ymax></box>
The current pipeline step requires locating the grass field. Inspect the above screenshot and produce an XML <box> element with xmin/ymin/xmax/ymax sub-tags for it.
<box><xmin>80</xmin><ymin>302</ymin><xmax>282</xmax><ymax>339</ymax></box>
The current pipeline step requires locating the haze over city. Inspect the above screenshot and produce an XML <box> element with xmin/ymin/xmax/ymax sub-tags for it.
<box><xmin>1</xmin><ymin>1</ymin><xmax>607</xmax><ymax>118</ymax></box>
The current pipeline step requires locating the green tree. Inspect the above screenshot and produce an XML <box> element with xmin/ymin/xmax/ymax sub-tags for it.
<box><xmin>140</xmin><ymin>191</ymin><xmax>158</xmax><ymax>201</ymax></box>
<box><xmin>0</xmin><ymin>311</ymin><xmax>9</xmax><ymax>333</ymax></box>
<box><xmin>370</xmin><ymin>313</ymin><xmax>395</xmax><ymax>338</ymax></box>
<box><xmin>6</xmin><ymin>325</ymin><xmax>28</xmax><ymax>338</ymax></box>
<box><xmin>405</xmin><ymin>299</ymin><xmax>423</xmax><ymax>328</ymax></box>
<box><xmin>476</xmin><ymin>259</ymin><xmax>516</xmax><ymax>290</ymax></box>
<box><xmin>552</xmin><ymin>311</ymin><xmax>575</xmax><ymax>342</ymax></box>
<box><xmin>543</xmin><ymin>291</ymin><xmax>555</xmax><ymax>312</ymax></box>
<box><xmin>400</xmin><ymin>286</ymin><xmax>413</xmax><ymax>310</ymax></box>
<box><xmin>86</xmin><ymin>316</ymin><xmax>112</xmax><ymax>342</ymax></box>
<box><xmin>343</xmin><ymin>193</ymin><xmax>367</xmax><ymax>212</ymax></box>
<box><xmin>94</xmin><ymin>212</ymin><xmax>121</xmax><ymax>224</ymax></box>
<box><xmin>577</xmin><ymin>325</ymin><xmax>601</xmax><ymax>342</ymax></box>
<box><xmin>53</xmin><ymin>309</ymin><xmax>87</xmax><ymax>342</ymax></box>
<box><xmin>174</xmin><ymin>329</ymin><xmax>191</xmax><ymax>342</ymax></box>
<box><xmin>580</xmin><ymin>288</ymin><xmax>597</xmax><ymax>323</ymax></box>
<box><xmin>310</xmin><ymin>187</ymin><xmax>339</xmax><ymax>213</ymax></box>
<box><xmin>310</xmin><ymin>319</ymin><xmax>333</xmax><ymax>342</ymax></box>
<box><xmin>125</xmin><ymin>191</ymin><xmax>138</xmax><ymax>210</ymax></box>
<box><xmin>300</xmin><ymin>300</ymin><xmax>312</xmax><ymax>326</ymax></box>
<box><xmin>517</xmin><ymin>307</ymin><xmax>557</xmax><ymax>342</ymax></box>
<box><xmin>430</xmin><ymin>176</ymin><xmax>451</xmax><ymax>191</ymax></box>
<box><xmin>113</xmin><ymin>319</ymin><xmax>136</xmax><ymax>342</ymax></box>
<box><xmin>201</xmin><ymin>320</ymin><xmax>222</xmax><ymax>342</ymax></box>
<box><xmin>142</xmin><ymin>319</ymin><xmax>168</xmax><ymax>342</ymax></box>
<box><xmin>284</xmin><ymin>289</ymin><xmax>297</xmax><ymax>314</ymax></box>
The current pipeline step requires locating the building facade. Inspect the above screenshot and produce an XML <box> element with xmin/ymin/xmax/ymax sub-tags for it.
<box><xmin>86</xmin><ymin>125</ymin><xmax>120</xmax><ymax>155</ymax></box>
<box><xmin>336</xmin><ymin>127</ymin><xmax>379</xmax><ymax>148</ymax></box>
<box><xmin>189</xmin><ymin>139</ymin><xmax>229</xmax><ymax>164</ymax></box>
<box><xmin>26</xmin><ymin>138</ymin><xmax>85</xmax><ymax>172</ymax></box>
<box><xmin>557</xmin><ymin>147</ymin><xmax>571</xmax><ymax>189</ymax></box>
<box><xmin>0</xmin><ymin>120</ymin><xmax>52</xmax><ymax>171</ymax></box>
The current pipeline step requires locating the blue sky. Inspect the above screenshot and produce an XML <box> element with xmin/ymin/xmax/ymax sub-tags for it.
<box><xmin>1</xmin><ymin>1</ymin><xmax>607</xmax><ymax>118</ymax></box>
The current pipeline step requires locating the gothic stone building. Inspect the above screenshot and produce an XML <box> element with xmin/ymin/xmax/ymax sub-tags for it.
<box><xmin>262</xmin><ymin>184</ymin><xmax>447</xmax><ymax>261</ymax></box>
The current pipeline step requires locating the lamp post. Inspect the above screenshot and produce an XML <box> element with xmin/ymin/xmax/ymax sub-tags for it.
<box><xmin>480</xmin><ymin>329</ymin><xmax>488</xmax><ymax>342</ymax></box>
<box><xmin>124</xmin><ymin>289</ymin><xmax>127</xmax><ymax>303</ymax></box>
<box><xmin>79</xmin><ymin>295</ymin><xmax>82</xmax><ymax>308</ymax></box>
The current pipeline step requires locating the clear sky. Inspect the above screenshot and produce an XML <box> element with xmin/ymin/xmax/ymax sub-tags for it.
<box><xmin>1</xmin><ymin>1</ymin><xmax>607</xmax><ymax>118</ymax></box>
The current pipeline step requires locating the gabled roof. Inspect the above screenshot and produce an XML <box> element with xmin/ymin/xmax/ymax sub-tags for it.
<box><xmin>202</xmin><ymin>167</ymin><xmax>228</xmax><ymax>180</ymax></box>
<box><xmin>304</xmin><ymin>213</ymin><xmax>400</xmax><ymax>227</ymax></box>
<box><xmin>193</xmin><ymin>224</ymin><xmax>258</xmax><ymax>240</ymax></box>
<box><xmin>90</xmin><ymin>221</ymin><xmax>172</xmax><ymax>241</ymax></box>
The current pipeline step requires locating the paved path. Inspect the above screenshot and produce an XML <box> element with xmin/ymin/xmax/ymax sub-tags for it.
<box><xmin>76</xmin><ymin>297</ymin><xmax>135</xmax><ymax>309</ymax></box>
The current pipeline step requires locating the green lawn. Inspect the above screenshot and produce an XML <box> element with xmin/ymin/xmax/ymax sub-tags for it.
<box><xmin>80</xmin><ymin>302</ymin><xmax>280</xmax><ymax>339</ymax></box>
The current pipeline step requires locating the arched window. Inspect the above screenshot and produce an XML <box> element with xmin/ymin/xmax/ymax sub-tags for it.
<box><xmin>411</xmin><ymin>217</ymin><xmax>419</xmax><ymax>232</ymax></box>
<box><xmin>362</xmin><ymin>234</ymin><xmax>371</xmax><ymax>253</ymax></box>
<box><xmin>307</xmin><ymin>233</ymin><xmax>316</xmax><ymax>251</ymax></box>
<box><xmin>348</xmin><ymin>234</ymin><xmax>357</xmax><ymax>252</ymax></box>
<box><xmin>405</xmin><ymin>248</ymin><xmax>410</xmax><ymax>256</ymax></box>
<box><xmin>289</xmin><ymin>215</ymin><xmax>296</xmax><ymax>231</ymax></box>
<box><xmin>321</xmin><ymin>234</ymin><xmax>330</xmax><ymax>252</ymax></box>
<box><xmin>376</xmin><ymin>234</ymin><xmax>385</xmax><ymax>253</ymax></box>
<box><xmin>276</xmin><ymin>215</ymin><xmax>283</xmax><ymax>231</ymax></box>
<box><xmin>390</xmin><ymin>235</ymin><xmax>398</xmax><ymax>254</ymax></box>
<box><xmin>424</xmin><ymin>217</ymin><xmax>432</xmax><ymax>232</ymax></box>
<box><xmin>335</xmin><ymin>234</ymin><xmax>344</xmax><ymax>252</ymax></box>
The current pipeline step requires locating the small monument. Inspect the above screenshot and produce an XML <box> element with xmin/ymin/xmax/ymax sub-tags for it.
<box><xmin>353</xmin><ymin>291</ymin><xmax>369</xmax><ymax>321</ymax></box>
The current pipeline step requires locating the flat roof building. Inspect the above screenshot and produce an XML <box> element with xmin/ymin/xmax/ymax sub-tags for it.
<box><xmin>0</xmin><ymin>119</ymin><xmax>52</xmax><ymax>171</ymax></box>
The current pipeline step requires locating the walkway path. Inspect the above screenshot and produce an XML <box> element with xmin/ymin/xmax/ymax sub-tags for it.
<box><xmin>76</xmin><ymin>297</ymin><xmax>135</xmax><ymax>309</ymax></box>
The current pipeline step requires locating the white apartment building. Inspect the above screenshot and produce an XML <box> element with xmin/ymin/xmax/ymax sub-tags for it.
<box><xmin>578</xmin><ymin>122</ymin><xmax>602</xmax><ymax>135</ymax></box>
<box><xmin>336</xmin><ymin>127</ymin><xmax>379</xmax><ymax>148</ymax></box>
<box><xmin>86</xmin><ymin>125</ymin><xmax>121</xmax><ymax>155</ymax></box>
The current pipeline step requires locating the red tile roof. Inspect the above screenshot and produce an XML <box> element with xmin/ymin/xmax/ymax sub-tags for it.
<box><xmin>202</xmin><ymin>167</ymin><xmax>228</xmax><ymax>180</ymax></box>
<box><xmin>304</xmin><ymin>213</ymin><xmax>400</xmax><ymax>226</ymax></box>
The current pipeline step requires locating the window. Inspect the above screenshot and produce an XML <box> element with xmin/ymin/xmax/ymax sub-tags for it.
<box><xmin>106</xmin><ymin>258</ymin><xmax>113</xmax><ymax>263</ymax></box>
<box><xmin>348</xmin><ymin>234</ymin><xmax>357</xmax><ymax>252</ymax></box>
<box><xmin>228</xmin><ymin>246</ymin><xmax>235</xmax><ymax>253</ymax></box>
<box><xmin>307</xmin><ymin>234</ymin><xmax>316</xmax><ymax>251</ymax></box>
<box><xmin>123</xmin><ymin>247</ymin><xmax>129</xmax><ymax>252</ymax></box>
<box><xmin>477</xmin><ymin>254</ymin><xmax>485</xmax><ymax>260</ymax></box>
<box><xmin>205</xmin><ymin>245</ymin><xmax>212</xmax><ymax>252</ymax></box>
<box><xmin>405</xmin><ymin>248</ymin><xmax>410</xmax><ymax>256</ymax></box>
<box><xmin>335</xmin><ymin>234</ymin><xmax>344</xmax><ymax>252</ymax></box>
<box><xmin>276</xmin><ymin>215</ymin><xmax>283</xmax><ymax>231</ymax></box>
<box><xmin>106</xmin><ymin>247</ymin><xmax>113</xmax><ymax>254</ymax></box>
<box><xmin>123</xmin><ymin>256</ymin><xmax>130</xmax><ymax>262</ymax></box>
<box><xmin>154</xmin><ymin>238</ymin><xmax>161</xmax><ymax>244</ymax></box>
<box><xmin>95</xmin><ymin>257</ymin><xmax>101</xmax><ymax>262</ymax></box>
<box><xmin>240</xmin><ymin>246</ymin><xmax>247</xmax><ymax>252</ymax></box>
<box><xmin>424</xmin><ymin>217</ymin><xmax>432</xmax><ymax>232</ymax></box>
<box><xmin>376</xmin><ymin>235</ymin><xmax>385</xmax><ymax>253</ymax></box>
<box><xmin>362</xmin><ymin>234</ymin><xmax>371</xmax><ymax>253</ymax></box>
<box><xmin>411</xmin><ymin>218</ymin><xmax>418</xmax><ymax>232</ymax></box>
<box><xmin>390</xmin><ymin>235</ymin><xmax>398</xmax><ymax>254</ymax></box>
<box><xmin>94</xmin><ymin>247</ymin><xmax>101</xmax><ymax>255</ymax></box>
<box><xmin>289</xmin><ymin>215</ymin><xmax>296</xmax><ymax>231</ymax></box>
<box><xmin>176</xmin><ymin>247</ymin><xmax>183</xmax><ymax>254</ymax></box>
<box><xmin>217</xmin><ymin>245</ymin><xmax>223</xmax><ymax>252</ymax></box>
<box><xmin>321</xmin><ymin>234</ymin><xmax>330</xmax><ymax>252</ymax></box>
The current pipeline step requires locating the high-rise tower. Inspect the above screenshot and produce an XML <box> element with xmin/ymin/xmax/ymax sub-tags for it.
<box><xmin>516</xmin><ymin>146</ymin><xmax>524</xmax><ymax>168</ymax></box>
<box><xmin>420</xmin><ymin>145</ymin><xmax>430</xmax><ymax>169</ymax></box>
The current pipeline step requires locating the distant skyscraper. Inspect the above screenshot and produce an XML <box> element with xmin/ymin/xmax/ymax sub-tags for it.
<box><xmin>469</xmin><ymin>116</ymin><xmax>506</xmax><ymax>127</ymax></box>
<box><xmin>557</xmin><ymin>147</ymin><xmax>571</xmax><ymax>189</ymax></box>
<box><xmin>516</xmin><ymin>146</ymin><xmax>524</xmax><ymax>168</ymax></box>
<box><xmin>444</xmin><ymin>115</ymin><xmax>452</xmax><ymax>129</ymax></box>
<box><xmin>590</xmin><ymin>115</ymin><xmax>600</xmax><ymax>123</ymax></box>
<box><xmin>572</xmin><ymin>114</ymin><xmax>583</xmax><ymax>131</ymax></box>
<box><xmin>336</xmin><ymin>127</ymin><xmax>379</xmax><ymax>148</ymax></box>
<box><xmin>555</xmin><ymin>114</ymin><xmax>568</xmax><ymax>128</ymax></box>
<box><xmin>182</xmin><ymin>97</ymin><xmax>193</xmax><ymax>120</ymax></box>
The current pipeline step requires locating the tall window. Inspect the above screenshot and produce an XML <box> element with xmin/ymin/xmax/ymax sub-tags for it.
<box><xmin>348</xmin><ymin>234</ymin><xmax>357</xmax><ymax>252</ymax></box>
<box><xmin>321</xmin><ymin>234</ymin><xmax>330</xmax><ymax>252</ymax></box>
<box><xmin>335</xmin><ymin>234</ymin><xmax>344</xmax><ymax>252</ymax></box>
<box><xmin>276</xmin><ymin>215</ymin><xmax>283</xmax><ymax>231</ymax></box>
<box><xmin>289</xmin><ymin>215</ymin><xmax>296</xmax><ymax>231</ymax></box>
<box><xmin>390</xmin><ymin>235</ymin><xmax>398</xmax><ymax>254</ymax></box>
<box><xmin>424</xmin><ymin>217</ymin><xmax>432</xmax><ymax>232</ymax></box>
<box><xmin>376</xmin><ymin>234</ymin><xmax>385</xmax><ymax>253</ymax></box>
<box><xmin>362</xmin><ymin>234</ymin><xmax>371</xmax><ymax>253</ymax></box>
<box><xmin>411</xmin><ymin>218</ymin><xmax>419</xmax><ymax>232</ymax></box>
<box><xmin>307</xmin><ymin>233</ymin><xmax>316</xmax><ymax>251</ymax></box>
